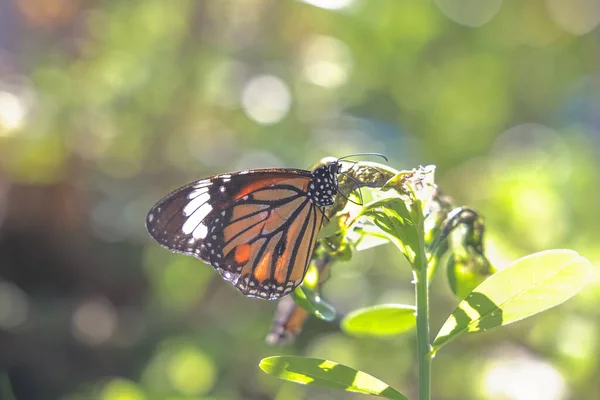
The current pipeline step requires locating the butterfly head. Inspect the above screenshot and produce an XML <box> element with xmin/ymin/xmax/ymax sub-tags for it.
<box><xmin>309</xmin><ymin>153</ymin><xmax>387</xmax><ymax>208</ymax></box>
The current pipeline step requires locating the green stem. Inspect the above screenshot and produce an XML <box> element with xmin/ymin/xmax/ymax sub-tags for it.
<box><xmin>415</xmin><ymin>236</ymin><xmax>431</xmax><ymax>400</ymax></box>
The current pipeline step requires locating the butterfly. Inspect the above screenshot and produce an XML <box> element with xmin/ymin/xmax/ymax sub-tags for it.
<box><xmin>145</xmin><ymin>153</ymin><xmax>386</xmax><ymax>300</ymax></box>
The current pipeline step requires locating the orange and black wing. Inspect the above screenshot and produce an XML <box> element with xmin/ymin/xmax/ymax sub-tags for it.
<box><xmin>146</xmin><ymin>169</ymin><xmax>325</xmax><ymax>299</ymax></box>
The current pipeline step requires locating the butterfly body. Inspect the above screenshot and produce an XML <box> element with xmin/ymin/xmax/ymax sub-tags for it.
<box><xmin>146</xmin><ymin>163</ymin><xmax>340</xmax><ymax>300</ymax></box>
<box><xmin>306</xmin><ymin>162</ymin><xmax>340</xmax><ymax>207</ymax></box>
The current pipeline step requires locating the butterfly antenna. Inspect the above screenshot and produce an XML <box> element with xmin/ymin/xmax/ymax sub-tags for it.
<box><xmin>337</xmin><ymin>153</ymin><xmax>388</xmax><ymax>162</ymax></box>
<box><xmin>335</xmin><ymin>188</ymin><xmax>362</xmax><ymax>207</ymax></box>
<box><xmin>339</xmin><ymin>171</ymin><xmax>364</xmax><ymax>205</ymax></box>
<box><xmin>335</xmin><ymin>186</ymin><xmax>362</xmax><ymax>206</ymax></box>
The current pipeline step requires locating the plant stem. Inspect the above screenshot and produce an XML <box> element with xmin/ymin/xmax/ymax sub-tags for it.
<box><xmin>415</xmin><ymin>237</ymin><xmax>431</xmax><ymax>400</ymax></box>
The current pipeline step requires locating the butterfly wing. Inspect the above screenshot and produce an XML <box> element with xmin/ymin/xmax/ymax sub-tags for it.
<box><xmin>146</xmin><ymin>169</ymin><xmax>325</xmax><ymax>300</ymax></box>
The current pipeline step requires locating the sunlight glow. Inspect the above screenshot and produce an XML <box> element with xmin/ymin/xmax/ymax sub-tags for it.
<box><xmin>0</xmin><ymin>91</ymin><xmax>27</xmax><ymax>134</ymax></box>
<box><xmin>303</xmin><ymin>265</ymin><xmax>319</xmax><ymax>288</ymax></box>
<box><xmin>435</xmin><ymin>0</ymin><xmax>502</xmax><ymax>27</ymax></box>
<box><xmin>318</xmin><ymin>360</ymin><xmax>337</xmax><ymax>370</ymax></box>
<box><xmin>0</xmin><ymin>280</ymin><xmax>29</xmax><ymax>329</ymax></box>
<box><xmin>482</xmin><ymin>349</ymin><xmax>567</xmax><ymax>400</ymax></box>
<box><xmin>101</xmin><ymin>378</ymin><xmax>145</xmax><ymax>400</ymax></box>
<box><xmin>352</xmin><ymin>371</ymin><xmax>389</xmax><ymax>393</ymax></box>
<box><xmin>241</xmin><ymin>74</ymin><xmax>291</xmax><ymax>125</ymax></box>
<box><xmin>302</xmin><ymin>35</ymin><xmax>352</xmax><ymax>88</ymax></box>
<box><xmin>72</xmin><ymin>298</ymin><xmax>117</xmax><ymax>345</ymax></box>
<box><xmin>167</xmin><ymin>346</ymin><xmax>216</xmax><ymax>395</ymax></box>
<box><xmin>557</xmin><ymin>315</ymin><xmax>597</xmax><ymax>360</ymax></box>
<box><xmin>301</xmin><ymin>0</ymin><xmax>355</xmax><ymax>10</ymax></box>
<box><xmin>546</xmin><ymin>0</ymin><xmax>600</xmax><ymax>35</ymax></box>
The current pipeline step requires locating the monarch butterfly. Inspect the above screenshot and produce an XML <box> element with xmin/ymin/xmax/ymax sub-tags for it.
<box><xmin>145</xmin><ymin>153</ymin><xmax>386</xmax><ymax>300</ymax></box>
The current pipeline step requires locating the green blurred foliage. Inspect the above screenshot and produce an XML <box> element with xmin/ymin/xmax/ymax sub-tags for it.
<box><xmin>0</xmin><ymin>0</ymin><xmax>599</xmax><ymax>399</ymax></box>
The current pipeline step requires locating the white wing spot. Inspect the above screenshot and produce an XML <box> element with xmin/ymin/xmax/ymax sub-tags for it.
<box><xmin>182</xmin><ymin>202</ymin><xmax>212</xmax><ymax>233</ymax></box>
<box><xmin>188</xmin><ymin>187</ymin><xmax>209</xmax><ymax>199</ymax></box>
<box><xmin>193</xmin><ymin>179</ymin><xmax>211</xmax><ymax>188</ymax></box>
<box><xmin>183</xmin><ymin>193</ymin><xmax>211</xmax><ymax>216</ymax></box>
<box><xmin>147</xmin><ymin>213</ymin><xmax>154</xmax><ymax>222</ymax></box>
<box><xmin>192</xmin><ymin>224</ymin><xmax>208</xmax><ymax>239</ymax></box>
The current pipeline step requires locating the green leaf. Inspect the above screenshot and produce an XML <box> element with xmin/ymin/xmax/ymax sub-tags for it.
<box><xmin>317</xmin><ymin>214</ymin><xmax>344</xmax><ymax>240</ymax></box>
<box><xmin>342</xmin><ymin>304</ymin><xmax>416</xmax><ymax>337</ymax></box>
<box><xmin>359</xmin><ymin>198</ymin><xmax>420</xmax><ymax>265</ymax></box>
<box><xmin>433</xmin><ymin>249</ymin><xmax>591</xmax><ymax>351</ymax></box>
<box><xmin>354</xmin><ymin>226</ymin><xmax>390</xmax><ymax>251</ymax></box>
<box><xmin>292</xmin><ymin>285</ymin><xmax>336</xmax><ymax>322</ymax></box>
<box><xmin>259</xmin><ymin>356</ymin><xmax>408</xmax><ymax>400</ymax></box>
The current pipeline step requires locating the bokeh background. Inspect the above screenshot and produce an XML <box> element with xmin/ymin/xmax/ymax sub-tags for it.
<box><xmin>0</xmin><ymin>0</ymin><xmax>599</xmax><ymax>399</ymax></box>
